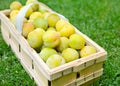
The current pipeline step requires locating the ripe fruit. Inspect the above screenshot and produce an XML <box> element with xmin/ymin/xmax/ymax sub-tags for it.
<box><xmin>46</xmin><ymin>54</ymin><xmax>65</xmax><ymax>68</ymax></box>
<box><xmin>59</xmin><ymin>24</ymin><xmax>75</xmax><ymax>37</ymax></box>
<box><xmin>47</xmin><ymin>13</ymin><xmax>60</xmax><ymax>27</ymax></box>
<box><xmin>56</xmin><ymin>37</ymin><xmax>69</xmax><ymax>52</ymax></box>
<box><xmin>56</xmin><ymin>20</ymin><xmax>75</xmax><ymax>37</ymax></box>
<box><xmin>22</xmin><ymin>22</ymin><xmax>35</xmax><ymax>38</ymax></box>
<box><xmin>56</xmin><ymin>19</ymin><xmax>67</xmax><ymax>31</ymax></box>
<box><xmin>69</xmin><ymin>34</ymin><xmax>85</xmax><ymax>49</ymax></box>
<box><xmin>31</xmin><ymin>3</ymin><xmax>39</xmax><ymax>11</ymax></box>
<box><xmin>39</xmin><ymin>47</ymin><xmax>57</xmax><ymax>62</ymax></box>
<box><xmin>25</xmin><ymin>6</ymin><xmax>33</xmax><ymax>18</ymax></box>
<box><xmin>10</xmin><ymin>1</ymin><xmax>22</xmax><ymax>11</ymax></box>
<box><xmin>35</xmin><ymin>28</ymin><xmax>45</xmax><ymax>36</ymax></box>
<box><xmin>39</xmin><ymin>5</ymin><xmax>48</xmax><ymax>13</ymax></box>
<box><xmin>27</xmin><ymin>28</ymin><xmax>43</xmax><ymax>49</ymax></box>
<box><xmin>9</xmin><ymin>10</ymin><xmax>19</xmax><ymax>25</ymax></box>
<box><xmin>62</xmin><ymin>48</ymin><xmax>79</xmax><ymax>62</ymax></box>
<box><xmin>43</xmin><ymin>30</ymin><xmax>60</xmax><ymax>48</ymax></box>
<box><xmin>80</xmin><ymin>46</ymin><xmax>97</xmax><ymax>58</ymax></box>
<box><xmin>29</xmin><ymin>12</ymin><xmax>42</xmax><ymax>22</ymax></box>
<box><xmin>33</xmin><ymin>18</ymin><xmax>48</xmax><ymax>30</ymax></box>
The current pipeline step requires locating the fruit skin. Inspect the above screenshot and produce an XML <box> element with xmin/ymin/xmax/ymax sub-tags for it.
<box><xmin>27</xmin><ymin>28</ymin><xmax>44</xmax><ymax>49</ymax></box>
<box><xmin>69</xmin><ymin>34</ymin><xmax>85</xmax><ymax>49</ymax></box>
<box><xmin>26</xmin><ymin>0</ymin><xmax>39</xmax><ymax>11</ymax></box>
<box><xmin>33</xmin><ymin>18</ymin><xmax>48</xmax><ymax>30</ymax></box>
<box><xmin>39</xmin><ymin>47</ymin><xmax>57</xmax><ymax>62</ymax></box>
<box><xmin>56</xmin><ymin>19</ymin><xmax>75</xmax><ymax>37</ymax></box>
<box><xmin>31</xmin><ymin>3</ymin><xmax>39</xmax><ymax>11</ymax></box>
<box><xmin>47</xmin><ymin>13</ymin><xmax>60</xmax><ymax>27</ymax></box>
<box><xmin>56</xmin><ymin>37</ymin><xmax>69</xmax><ymax>52</ymax></box>
<box><xmin>56</xmin><ymin>19</ymin><xmax>68</xmax><ymax>31</ymax></box>
<box><xmin>10</xmin><ymin>10</ymin><xmax>19</xmax><ymax>25</ymax></box>
<box><xmin>39</xmin><ymin>5</ymin><xmax>48</xmax><ymax>13</ymax></box>
<box><xmin>29</xmin><ymin>12</ymin><xmax>42</xmax><ymax>22</ymax></box>
<box><xmin>25</xmin><ymin>6</ymin><xmax>33</xmax><ymax>18</ymax></box>
<box><xmin>80</xmin><ymin>46</ymin><xmax>97</xmax><ymax>58</ymax></box>
<box><xmin>59</xmin><ymin>24</ymin><xmax>75</xmax><ymax>37</ymax></box>
<box><xmin>43</xmin><ymin>30</ymin><xmax>60</xmax><ymax>48</ymax></box>
<box><xmin>62</xmin><ymin>48</ymin><xmax>79</xmax><ymax>62</ymax></box>
<box><xmin>10</xmin><ymin>1</ymin><xmax>22</xmax><ymax>11</ymax></box>
<box><xmin>22</xmin><ymin>22</ymin><xmax>35</xmax><ymax>38</ymax></box>
<box><xmin>46</xmin><ymin>54</ymin><xmax>65</xmax><ymax>69</ymax></box>
<box><xmin>35</xmin><ymin>28</ymin><xmax>45</xmax><ymax>36</ymax></box>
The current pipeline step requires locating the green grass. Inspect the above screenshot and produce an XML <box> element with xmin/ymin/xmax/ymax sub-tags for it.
<box><xmin>0</xmin><ymin>0</ymin><xmax>120</xmax><ymax>86</ymax></box>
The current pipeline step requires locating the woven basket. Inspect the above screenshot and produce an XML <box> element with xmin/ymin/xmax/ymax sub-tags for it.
<box><xmin>0</xmin><ymin>2</ymin><xmax>107</xmax><ymax>86</ymax></box>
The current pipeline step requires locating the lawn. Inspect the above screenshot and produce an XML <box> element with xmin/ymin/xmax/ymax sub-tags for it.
<box><xmin>0</xmin><ymin>0</ymin><xmax>120</xmax><ymax>86</ymax></box>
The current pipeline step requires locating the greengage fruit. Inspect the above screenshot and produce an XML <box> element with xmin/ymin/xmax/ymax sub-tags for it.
<box><xmin>39</xmin><ymin>47</ymin><xmax>57</xmax><ymax>62</ymax></box>
<box><xmin>56</xmin><ymin>37</ymin><xmax>69</xmax><ymax>52</ymax></box>
<box><xmin>46</xmin><ymin>54</ymin><xmax>65</xmax><ymax>68</ymax></box>
<box><xmin>69</xmin><ymin>34</ymin><xmax>85</xmax><ymax>49</ymax></box>
<box><xmin>62</xmin><ymin>48</ymin><xmax>79</xmax><ymax>62</ymax></box>
<box><xmin>33</xmin><ymin>18</ymin><xmax>48</xmax><ymax>30</ymax></box>
<box><xmin>80</xmin><ymin>46</ymin><xmax>97</xmax><ymax>58</ymax></box>
<box><xmin>43</xmin><ymin>30</ymin><xmax>60</xmax><ymax>48</ymax></box>
<box><xmin>29</xmin><ymin>12</ymin><xmax>42</xmax><ymax>22</ymax></box>
<box><xmin>10</xmin><ymin>1</ymin><xmax>22</xmax><ymax>11</ymax></box>
<box><xmin>22</xmin><ymin>22</ymin><xmax>35</xmax><ymax>38</ymax></box>
<box><xmin>47</xmin><ymin>13</ymin><xmax>60</xmax><ymax>27</ymax></box>
<box><xmin>27</xmin><ymin>28</ymin><xmax>43</xmax><ymax>49</ymax></box>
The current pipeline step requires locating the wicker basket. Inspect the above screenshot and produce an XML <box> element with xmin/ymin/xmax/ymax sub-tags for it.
<box><xmin>0</xmin><ymin>2</ymin><xmax>107</xmax><ymax>86</ymax></box>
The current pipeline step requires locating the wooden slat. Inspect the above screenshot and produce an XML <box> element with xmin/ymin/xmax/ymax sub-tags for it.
<box><xmin>1</xmin><ymin>24</ymin><xmax>10</xmax><ymax>45</ymax></box>
<box><xmin>20</xmin><ymin>58</ymin><xmax>34</xmax><ymax>79</ymax></box>
<box><xmin>79</xmin><ymin>62</ymin><xmax>103</xmax><ymax>77</ymax></box>
<box><xmin>96</xmin><ymin>52</ymin><xmax>107</xmax><ymax>63</ymax></box>
<box><xmin>63</xmin><ymin>67</ymin><xmax>73</xmax><ymax>75</ymax></box>
<box><xmin>76</xmin><ymin>68</ymin><xmax>103</xmax><ymax>86</ymax></box>
<box><xmin>73</xmin><ymin>51</ymin><xmax>106</xmax><ymax>72</ymax></box>
<box><xmin>33</xmin><ymin>61</ymin><xmax>49</xmax><ymax>86</ymax></box>
<box><xmin>21</xmin><ymin>48</ymin><xmax>33</xmax><ymax>69</ymax></box>
<box><xmin>93</xmin><ymin>68</ymin><xmax>103</xmax><ymax>78</ymax></box>
<box><xmin>0</xmin><ymin>9</ymin><xmax>10</xmax><ymax>16</ymax></box>
<box><xmin>51</xmin><ymin>72</ymin><xmax>76</xmax><ymax>86</ymax></box>
<box><xmin>49</xmin><ymin>60</ymin><xmax>77</xmax><ymax>80</ymax></box>
<box><xmin>65</xmin><ymin>80</ymin><xmax>76</xmax><ymax>86</ymax></box>
<box><xmin>80</xmin><ymin>79</ymin><xmax>94</xmax><ymax>86</ymax></box>
<box><xmin>76</xmin><ymin>76</ymin><xmax>85</xmax><ymax>86</ymax></box>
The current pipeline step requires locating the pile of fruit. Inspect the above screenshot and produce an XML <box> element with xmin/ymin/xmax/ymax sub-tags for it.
<box><xmin>9</xmin><ymin>0</ymin><xmax>97</xmax><ymax>69</ymax></box>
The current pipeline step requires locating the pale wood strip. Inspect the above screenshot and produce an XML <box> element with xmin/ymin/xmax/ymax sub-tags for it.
<box><xmin>74</xmin><ymin>51</ymin><xmax>106</xmax><ymax>72</ymax></box>
<box><xmin>51</xmin><ymin>72</ymin><xmax>76</xmax><ymax>86</ymax></box>
<box><xmin>65</xmin><ymin>80</ymin><xmax>76</xmax><ymax>86</ymax></box>
<box><xmin>1</xmin><ymin>24</ymin><xmax>10</xmax><ymax>45</ymax></box>
<box><xmin>76</xmin><ymin>68</ymin><xmax>103</xmax><ymax>86</ymax></box>
<box><xmin>76</xmin><ymin>76</ymin><xmax>85</xmax><ymax>86</ymax></box>
<box><xmin>33</xmin><ymin>61</ymin><xmax>49</xmax><ymax>86</ymax></box>
<box><xmin>0</xmin><ymin>9</ymin><xmax>10</xmax><ymax>16</ymax></box>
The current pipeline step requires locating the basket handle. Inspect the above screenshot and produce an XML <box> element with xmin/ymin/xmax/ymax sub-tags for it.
<box><xmin>15</xmin><ymin>3</ymin><xmax>33</xmax><ymax>33</ymax></box>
